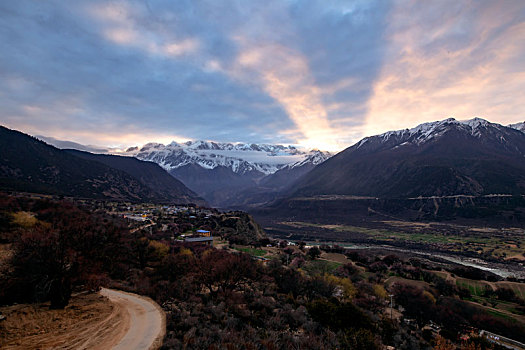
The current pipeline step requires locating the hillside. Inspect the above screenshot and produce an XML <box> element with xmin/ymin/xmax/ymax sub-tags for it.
<box><xmin>0</xmin><ymin>126</ymin><xmax>201</xmax><ymax>204</ymax></box>
<box><xmin>124</xmin><ymin>141</ymin><xmax>331</xmax><ymax>207</ymax></box>
<box><xmin>65</xmin><ymin>150</ymin><xmax>204</xmax><ymax>205</ymax></box>
<box><xmin>254</xmin><ymin>118</ymin><xmax>525</xmax><ymax>226</ymax></box>
<box><xmin>289</xmin><ymin>118</ymin><xmax>525</xmax><ymax>198</ymax></box>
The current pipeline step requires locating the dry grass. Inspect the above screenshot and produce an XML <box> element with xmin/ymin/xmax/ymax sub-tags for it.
<box><xmin>381</xmin><ymin>220</ymin><xmax>432</xmax><ymax>229</ymax></box>
<box><xmin>505</xmin><ymin>254</ymin><xmax>525</xmax><ymax>261</ymax></box>
<box><xmin>384</xmin><ymin>276</ymin><xmax>431</xmax><ymax>290</ymax></box>
<box><xmin>496</xmin><ymin>281</ymin><xmax>525</xmax><ymax>300</ymax></box>
<box><xmin>321</xmin><ymin>252</ymin><xmax>349</xmax><ymax>264</ymax></box>
<box><xmin>0</xmin><ymin>244</ymin><xmax>13</xmax><ymax>264</ymax></box>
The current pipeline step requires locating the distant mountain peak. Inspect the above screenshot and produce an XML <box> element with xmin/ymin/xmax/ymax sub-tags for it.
<box><xmin>358</xmin><ymin>117</ymin><xmax>516</xmax><ymax>150</ymax></box>
<box><xmin>123</xmin><ymin>141</ymin><xmax>331</xmax><ymax>175</ymax></box>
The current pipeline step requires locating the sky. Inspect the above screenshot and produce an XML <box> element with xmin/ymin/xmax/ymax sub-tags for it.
<box><xmin>1</xmin><ymin>0</ymin><xmax>525</xmax><ymax>152</ymax></box>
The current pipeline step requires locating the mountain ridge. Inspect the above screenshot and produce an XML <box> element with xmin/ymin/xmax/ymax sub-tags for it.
<box><xmin>509</xmin><ymin>121</ymin><xmax>525</xmax><ymax>133</ymax></box>
<box><xmin>64</xmin><ymin>149</ymin><xmax>205</xmax><ymax>205</ymax></box>
<box><xmin>252</xmin><ymin>117</ymin><xmax>525</xmax><ymax>227</ymax></box>
<box><xmin>0</xmin><ymin>126</ymin><xmax>203</xmax><ymax>204</ymax></box>
<box><xmin>123</xmin><ymin>140</ymin><xmax>331</xmax><ymax>176</ymax></box>
<box><xmin>287</xmin><ymin>117</ymin><xmax>525</xmax><ymax>199</ymax></box>
<box><xmin>31</xmin><ymin>135</ymin><xmax>332</xmax><ymax>207</ymax></box>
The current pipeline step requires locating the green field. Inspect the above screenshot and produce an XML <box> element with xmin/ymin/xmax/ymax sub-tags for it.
<box><xmin>486</xmin><ymin>309</ymin><xmax>516</xmax><ymax>321</ymax></box>
<box><xmin>302</xmin><ymin>260</ymin><xmax>342</xmax><ymax>276</ymax></box>
<box><xmin>456</xmin><ymin>278</ymin><xmax>491</xmax><ymax>297</ymax></box>
<box><xmin>432</xmin><ymin>271</ymin><xmax>449</xmax><ymax>280</ymax></box>
<box><xmin>233</xmin><ymin>246</ymin><xmax>267</xmax><ymax>257</ymax></box>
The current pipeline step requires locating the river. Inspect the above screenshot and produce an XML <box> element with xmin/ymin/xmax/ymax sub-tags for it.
<box><xmin>304</xmin><ymin>242</ymin><xmax>525</xmax><ymax>279</ymax></box>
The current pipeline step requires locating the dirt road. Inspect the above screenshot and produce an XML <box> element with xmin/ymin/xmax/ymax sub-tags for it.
<box><xmin>0</xmin><ymin>289</ymin><xmax>165</xmax><ymax>350</ymax></box>
<box><xmin>100</xmin><ymin>288</ymin><xmax>165</xmax><ymax>350</ymax></box>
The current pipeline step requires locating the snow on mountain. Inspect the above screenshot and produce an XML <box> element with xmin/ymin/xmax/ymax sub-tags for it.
<box><xmin>121</xmin><ymin>141</ymin><xmax>332</xmax><ymax>175</ymax></box>
<box><xmin>286</xmin><ymin>150</ymin><xmax>332</xmax><ymax>169</ymax></box>
<box><xmin>509</xmin><ymin>121</ymin><xmax>525</xmax><ymax>133</ymax></box>
<box><xmin>357</xmin><ymin>117</ymin><xmax>517</xmax><ymax>149</ymax></box>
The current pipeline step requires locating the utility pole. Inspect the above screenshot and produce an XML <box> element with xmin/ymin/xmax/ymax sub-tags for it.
<box><xmin>389</xmin><ymin>294</ymin><xmax>394</xmax><ymax>321</ymax></box>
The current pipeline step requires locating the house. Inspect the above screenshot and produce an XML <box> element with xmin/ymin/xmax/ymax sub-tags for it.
<box><xmin>184</xmin><ymin>236</ymin><xmax>213</xmax><ymax>246</ymax></box>
<box><xmin>124</xmin><ymin>214</ymin><xmax>147</xmax><ymax>222</ymax></box>
<box><xmin>196</xmin><ymin>229</ymin><xmax>211</xmax><ymax>237</ymax></box>
<box><xmin>184</xmin><ymin>229</ymin><xmax>213</xmax><ymax>246</ymax></box>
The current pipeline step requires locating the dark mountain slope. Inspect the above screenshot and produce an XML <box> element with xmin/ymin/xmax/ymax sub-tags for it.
<box><xmin>170</xmin><ymin>164</ymin><xmax>260</xmax><ymax>208</ymax></box>
<box><xmin>225</xmin><ymin>162</ymin><xmax>320</xmax><ymax>209</ymax></box>
<box><xmin>259</xmin><ymin>152</ymin><xmax>328</xmax><ymax>191</ymax></box>
<box><xmin>0</xmin><ymin>126</ymin><xmax>199</xmax><ymax>203</ymax></box>
<box><xmin>253</xmin><ymin>119</ymin><xmax>525</xmax><ymax>226</ymax></box>
<box><xmin>171</xmin><ymin>152</ymin><xmax>330</xmax><ymax>209</ymax></box>
<box><xmin>289</xmin><ymin>118</ymin><xmax>525</xmax><ymax>198</ymax></box>
<box><xmin>64</xmin><ymin>149</ymin><xmax>205</xmax><ymax>205</ymax></box>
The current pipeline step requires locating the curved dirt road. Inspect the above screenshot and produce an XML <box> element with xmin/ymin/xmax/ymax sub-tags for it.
<box><xmin>0</xmin><ymin>289</ymin><xmax>165</xmax><ymax>350</ymax></box>
<box><xmin>100</xmin><ymin>288</ymin><xmax>165</xmax><ymax>350</ymax></box>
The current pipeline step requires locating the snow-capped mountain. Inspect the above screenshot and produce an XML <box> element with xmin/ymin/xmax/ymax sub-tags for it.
<box><xmin>284</xmin><ymin>150</ymin><xmax>331</xmax><ymax>169</ymax></box>
<box><xmin>122</xmin><ymin>141</ymin><xmax>331</xmax><ymax>176</ymax></box>
<box><xmin>357</xmin><ymin>117</ymin><xmax>522</xmax><ymax>149</ymax></box>
<box><xmin>33</xmin><ymin>135</ymin><xmax>332</xmax><ymax>208</ymax></box>
<box><xmin>118</xmin><ymin>141</ymin><xmax>332</xmax><ymax>208</ymax></box>
<box><xmin>352</xmin><ymin>117</ymin><xmax>525</xmax><ymax>158</ymax></box>
<box><xmin>509</xmin><ymin>121</ymin><xmax>525</xmax><ymax>133</ymax></box>
<box><xmin>287</xmin><ymin>117</ymin><xmax>525</xmax><ymax>199</ymax></box>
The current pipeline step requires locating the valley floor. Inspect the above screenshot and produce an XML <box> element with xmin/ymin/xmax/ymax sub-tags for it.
<box><xmin>261</xmin><ymin>217</ymin><xmax>525</xmax><ymax>277</ymax></box>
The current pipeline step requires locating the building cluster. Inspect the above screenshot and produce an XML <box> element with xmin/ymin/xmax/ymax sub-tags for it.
<box><xmin>118</xmin><ymin>203</ymin><xmax>217</xmax><ymax>247</ymax></box>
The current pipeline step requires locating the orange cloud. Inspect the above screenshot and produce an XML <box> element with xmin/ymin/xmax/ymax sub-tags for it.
<box><xmin>364</xmin><ymin>1</ymin><xmax>525</xmax><ymax>136</ymax></box>
<box><xmin>233</xmin><ymin>40</ymin><xmax>345</xmax><ymax>151</ymax></box>
<box><xmin>9</xmin><ymin>100</ymin><xmax>191</xmax><ymax>149</ymax></box>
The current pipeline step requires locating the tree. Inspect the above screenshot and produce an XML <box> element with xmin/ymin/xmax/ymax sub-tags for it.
<box><xmin>308</xmin><ymin>246</ymin><xmax>321</xmax><ymax>260</ymax></box>
<box><xmin>433</xmin><ymin>335</ymin><xmax>455</xmax><ymax>350</ymax></box>
<box><xmin>1</xmin><ymin>199</ymin><xmax>127</xmax><ymax>308</ymax></box>
<box><xmin>195</xmin><ymin>249</ymin><xmax>257</xmax><ymax>299</ymax></box>
<box><xmin>8</xmin><ymin>225</ymin><xmax>76</xmax><ymax>308</ymax></box>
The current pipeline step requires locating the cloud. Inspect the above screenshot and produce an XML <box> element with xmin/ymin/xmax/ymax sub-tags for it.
<box><xmin>0</xmin><ymin>1</ymin><xmax>524</xmax><ymax>151</ymax></box>
<box><xmin>234</xmin><ymin>40</ymin><xmax>338</xmax><ymax>150</ymax></box>
<box><xmin>206</xmin><ymin>0</ymin><xmax>390</xmax><ymax>150</ymax></box>
<box><xmin>89</xmin><ymin>2</ymin><xmax>200</xmax><ymax>58</ymax></box>
<box><xmin>0</xmin><ymin>1</ymin><xmax>296</xmax><ymax>146</ymax></box>
<box><xmin>0</xmin><ymin>0</ymin><xmax>391</xmax><ymax>150</ymax></box>
<box><xmin>364</xmin><ymin>0</ymin><xmax>525</xmax><ymax>136</ymax></box>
